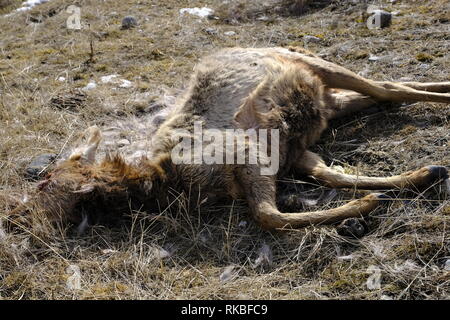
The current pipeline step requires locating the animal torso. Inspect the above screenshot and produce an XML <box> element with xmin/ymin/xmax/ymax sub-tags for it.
<box><xmin>26</xmin><ymin>46</ymin><xmax>450</xmax><ymax>229</ymax></box>
<box><xmin>149</xmin><ymin>47</ymin><xmax>329</xmax><ymax>202</ymax></box>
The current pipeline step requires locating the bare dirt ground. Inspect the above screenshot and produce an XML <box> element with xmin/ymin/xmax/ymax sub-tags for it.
<box><xmin>0</xmin><ymin>0</ymin><xmax>449</xmax><ymax>299</ymax></box>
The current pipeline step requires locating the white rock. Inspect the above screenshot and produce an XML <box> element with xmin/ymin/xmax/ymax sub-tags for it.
<box><xmin>16</xmin><ymin>0</ymin><xmax>50</xmax><ymax>12</ymax></box>
<box><xmin>100</xmin><ymin>75</ymin><xmax>132</xmax><ymax>88</ymax></box>
<box><xmin>368</xmin><ymin>55</ymin><xmax>381</xmax><ymax>61</ymax></box>
<box><xmin>119</xmin><ymin>79</ymin><xmax>132</xmax><ymax>88</ymax></box>
<box><xmin>224</xmin><ymin>31</ymin><xmax>236</xmax><ymax>36</ymax></box>
<box><xmin>82</xmin><ymin>81</ymin><xmax>97</xmax><ymax>91</ymax></box>
<box><xmin>179</xmin><ymin>7</ymin><xmax>214</xmax><ymax>18</ymax></box>
<box><xmin>100</xmin><ymin>74</ymin><xmax>119</xmax><ymax>83</ymax></box>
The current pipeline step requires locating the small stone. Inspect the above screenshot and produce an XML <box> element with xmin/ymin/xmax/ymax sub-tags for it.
<box><xmin>224</xmin><ymin>31</ymin><xmax>236</xmax><ymax>36</ymax></box>
<box><xmin>303</xmin><ymin>35</ymin><xmax>322</xmax><ymax>43</ymax></box>
<box><xmin>179</xmin><ymin>7</ymin><xmax>214</xmax><ymax>19</ymax></box>
<box><xmin>82</xmin><ymin>81</ymin><xmax>97</xmax><ymax>91</ymax></box>
<box><xmin>204</xmin><ymin>27</ymin><xmax>217</xmax><ymax>35</ymax></box>
<box><xmin>100</xmin><ymin>74</ymin><xmax>118</xmax><ymax>83</ymax></box>
<box><xmin>25</xmin><ymin>153</ymin><xmax>57</xmax><ymax>180</ymax></box>
<box><xmin>119</xmin><ymin>79</ymin><xmax>132</xmax><ymax>88</ymax></box>
<box><xmin>121</xmin><ymin>16</ymin><xmax>138</xmax><ymax>29</ymax></box>
<box><xmin>336</xmin><ymin>218</ymin><xmax>367</xmax><ymax>238</ymax></box>
<box><xmin>418</xmin><ymin>63</ymin><xmax>430</xmax><ymax>70</ymax></box>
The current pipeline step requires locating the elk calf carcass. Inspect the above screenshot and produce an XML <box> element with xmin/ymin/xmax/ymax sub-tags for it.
<box><xmin>9</xmin><ymin>47</ymin><xmax>450</xmax><ymax>231</ymax></box>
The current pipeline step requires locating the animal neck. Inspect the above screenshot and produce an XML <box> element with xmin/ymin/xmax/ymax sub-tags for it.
<box><xmin>134</xmin><ymin>153</ymin><xmax>178</xmax><ymax>203</ymax></box>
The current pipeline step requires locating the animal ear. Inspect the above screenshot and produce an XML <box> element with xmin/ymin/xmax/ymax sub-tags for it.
<box><xmin>69</xmin><ymin>126</ymin><xmax>102</xmax><ymax>164</ymax></box>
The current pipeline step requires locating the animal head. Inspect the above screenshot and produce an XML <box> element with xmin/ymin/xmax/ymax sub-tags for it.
<box><xmin>22</xmin><ymin>126</ymin><xmax>166</xmax><ymax>230</ymax></box>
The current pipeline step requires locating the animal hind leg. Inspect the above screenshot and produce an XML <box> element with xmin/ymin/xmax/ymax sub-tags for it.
<box><xmin>327</xmin><ymin>83</ymin><xmax>450</xmax><ymax>120</ymax></box>
<box><xmin>378</xmin><ymin>81</ymin><xmax>450</xmax><ymax>93</ymax></box>
<box><xmin>294</xmin><ymin>55</ymin><xmax>450</xmax><ymax>103</ymax></box>
<box><xmin>295</xmin><ymin>151</ymin><xmax>449</xmax><ymax>190</ymax></box>
<box><xmin>327</xmin><ymin>89</ymin><xmax>377</xmax><ymax>119</ymax></box>
<box><xmin>237</xmin><ymin>167</ymin><xmax>386</xmax><ymax>229</ymax></box>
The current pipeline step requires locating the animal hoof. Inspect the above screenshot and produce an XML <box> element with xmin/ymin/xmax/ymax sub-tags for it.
<box><xmin>372</xmin><ymin>192</ymin><xmax>391</xmax><ymax>205</ymax></box>
<box><xmin>426</xmin><ymin>166</ymin><xmax>449</xmax><ymax>181</ymax></box>
<box><xmin>336</xmin><ymin>218</ymin><xmax>367</xmax><ymax>238</ymax></box>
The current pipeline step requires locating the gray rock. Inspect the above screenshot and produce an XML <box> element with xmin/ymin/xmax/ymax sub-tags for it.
<box><xmin>418</xmin><ymin>63</ymin><xmax>430</xmax><ymax>70</ymax></box>
<box><xmin>303</xmin><ymin>35</ymin><xmax>322</xmax><ymax>44</ymax></box>
<box><xmin>121</xmin><ymin>16</ymin><xmax>138</xmax><ymax>29</ymax></box>
<box><xmin>204</xmin><ymin>27</ymin><xmax>217</xmax><ymax>35</ymax></box>
<box><xmin>224</xmin><ymin>31</ymin><xmax>236</xmax><ymax>36</ymax></box>
<box><xmin>25</xmin><ymin>153</ymin><xmax>57</xmax><ymax>180</ymax></box>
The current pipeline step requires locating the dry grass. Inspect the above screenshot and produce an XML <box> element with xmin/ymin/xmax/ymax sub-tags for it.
<box><xmin>0</xmin><ymin>0</ymin><xmax>449</xmax><ymax>299</ymax></box>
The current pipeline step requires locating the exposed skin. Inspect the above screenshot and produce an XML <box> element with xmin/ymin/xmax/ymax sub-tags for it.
<box><xmin>8</xmin><ymin>46</ymin><xmax>450</xmax><ymax>231</ymax></box>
